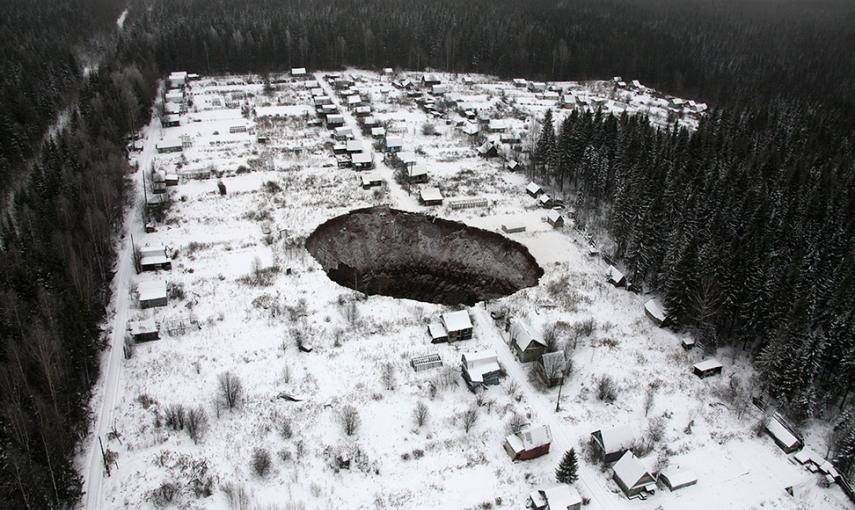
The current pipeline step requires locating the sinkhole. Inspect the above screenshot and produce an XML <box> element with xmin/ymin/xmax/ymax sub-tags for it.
<box><xmin>305</xmin><ymin>206</ymin><xmax>544</xmax><ymax>306</ymax></box>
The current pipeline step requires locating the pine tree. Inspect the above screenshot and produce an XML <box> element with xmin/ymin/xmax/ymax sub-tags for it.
<box><xmin>555</xmin><ymin>448</ymin><xmax>579</xmax><ymax>484</ymax></box>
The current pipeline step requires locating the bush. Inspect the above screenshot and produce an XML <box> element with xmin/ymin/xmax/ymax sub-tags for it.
<box><xmin>413</xmin><ymin>401</ymin><xmax>429</xmax><ymax>427</ymax></box>
<box><xmin>462</xmin><ymin>407</ymin><xmax>478</xmax><ymax>433</ymax></box>
<box><xmin>341</xmin><ymin>405</ymin><xmax>361</xmax><ymax>436</ymax></box>
<box><xmin>280</xmin><ymin>417</ymin><xmax>293</xmax><ymax>439</ymax></box>
<box><xmin>421</xmin><ymin>123</ymin><xmax>436</xmax><ymax>135</ymax></box>
<box><xmin>149</xmin><ymin>481</ymin><xmax>179</xmax><ymax>508</ymax></box>
<box><xmin>381</xmin><ymin>362</ymin><xmax>396</xmax><ymax>391</ymax></box>
<box><xmin>596</xmin><ymin>375</ymin><xmax>618</xmax><ymax>403</ymax></box>
<box><xmin>252</xmin><ymin>447</ymin><xmax>272</xmax><ymax>477</ymax></box>
<box><xmin>218</xmin><ymin>372</ymin><xmax>243</xmax><ymax>411</ymax></box>
<box><xmin>186</xmin><ymin>406</ymin><xmax>208</xmax><ymax>443</ymax></box>
<box><xmin>165</xmin><ymin>404</ymin><xmax>187</xmax><ymax>431</ymax></box>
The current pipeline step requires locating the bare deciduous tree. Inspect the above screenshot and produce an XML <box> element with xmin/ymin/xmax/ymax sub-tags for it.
<box><xmin>218</xmin><ymin>372</ymin><xmax>243</xmax><ymax>411</ymax></box>
<box><xmin>380</xmin><ymin>362</ymin><xmax>396</xmax><ymax>391</ymax></box>
<box><xmin>461</xmin><ymin>407</ymin><xmax>478</xmax><ymax>433</ymax></box>
<box><xmin>186</xmin><ymin>406</ymin><xmax>208</xmax><ymax>443</ymax></box>
<box><xmin>341</xmin><ymin>404</ymin><xmax>360</xmax><ymax>436</ymax></box>
<box><xmin>413</xmin><ymin>401</ymin><xmax>429</xmax><ymax>428</ymax></box>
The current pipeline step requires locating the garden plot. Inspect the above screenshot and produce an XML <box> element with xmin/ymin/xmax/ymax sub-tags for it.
<box><xmin>94</xmin><ymin>70</ymin><xmax>850</xmax><ymax>510</ymax></box>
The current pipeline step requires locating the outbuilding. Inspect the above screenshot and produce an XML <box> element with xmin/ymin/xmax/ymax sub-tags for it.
<box><xmin>138</xmin><ymin>244</ymin><xmax>172</xmax><ymax>272</ymax></box>
<box><xmin>477</xmin><ymin>141</ymin><xmax>498</xmax><ymax>158</ymax></box>
<box><xmin>660</xmin><ymin>469</ymin><xmax>698</xmax><ymax>492</ymax></box>
<box><xmin>427</xmin><ymin>322</ymin><xmax>448</xmax><ymax>343</ymax></box>
<box><xmin>461</xmin><ymin>350</ymin><xmax>501</xmax><ymax>387</ymax></box>
<box><xmin>612</xmin><ymin>451</ymin><xmax>656</xmax><ymax>499</ymax></box>
<box><xmin>529</xmin><ymin>485</ymin><xmax>582</xmax><ymax>510</ymax></box>
<box><xmin>546</xmin><ymin>210</ymin><xmax>564</xmax><ymax>228</ymax></box>
<box><xmin>538</xmin><ymin>194</ymin><xmax>553</xmax><ymax>208</ymax></box>
<box><xmin>506</xmin><ymin>160</ymin><xmax>520</xmax><ymax>172</ymax></box>
<box><xmin>504</xmin><ymin>424</ymin><xmax>552</xmax><ymax>461</ymax></box>
<box><xmin>765</xmin><ymin>416</ymin><xmax>803</xmax><ymax>453</ymax></box>
<box><xmin>360</xmin><ymin>171</ymin><xmax>383</xmax><ymax>189</ymax></box>
<box><xmin>526</xmin><ymin>182</ymin><xmax>544</xmax><ymax>198</ymax></box>
<box><xmin>442</xmin><ymin>310</ymin><xmax>473</xmax><ymax>341</ymax></box>
<box><xmin>138</xmin><ymin>280</ymin><xmax>167</xmax><ymax>309</ymax></box>
<box><xmin>643</xmin><ymin>299</ymin><xmax>669</xmax><ymax>327</ymax></box>
<box><xmin>607</xmin><ymin>265</ymin><xmax>626</xmax><ymax>287</ymax></box>
<box><xmin>419</xmin><ymin>187</ymin><xmax>444</xmax><ymax>206</ymax></box>
<box><xmin>591</xmin><ymin>424</ymin><xmax>636</xmax><ymax>464</ymax></box>
<box><xmin>128</xmin><ymin>318</ymin><xmax>160</xmax><ymax>342</ymax></box>
<box><xmin>692</xmin><ymin>359</ymin><xmax>723</xmax><ymax>378</ymax></box>
<box><xmin>510</xmin><ymin>319</ymin><xmax>546</xmax><ymax>362</ymax></box>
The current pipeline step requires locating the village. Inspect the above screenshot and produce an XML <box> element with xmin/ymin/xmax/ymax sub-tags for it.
<box><xmin>101</xmin><ymin>67</ymin><xmax>852</xmax><ymax>509</ymax></box>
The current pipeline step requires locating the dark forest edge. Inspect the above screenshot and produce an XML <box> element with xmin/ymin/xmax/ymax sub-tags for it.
<box><xmin>1</xmin><ymin>0</ymin><xmax>854</xmax><ymax>506</ymax></box>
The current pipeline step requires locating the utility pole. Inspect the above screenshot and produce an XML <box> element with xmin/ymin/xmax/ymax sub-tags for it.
<box><xmin>555</xmin><ymin>375</ymin><xmax>565</xmax><ymax>413</ymax></box>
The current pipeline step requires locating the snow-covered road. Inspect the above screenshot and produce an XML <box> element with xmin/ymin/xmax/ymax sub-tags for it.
<box><xmin>78</xmin><ymin>115</ymin><xmax>160</xmax><ymax>510</ymax></box>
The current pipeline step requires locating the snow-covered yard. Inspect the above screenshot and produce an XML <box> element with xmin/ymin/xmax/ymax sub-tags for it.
<box><xmin>84</xmin><ymin>70</ymin><xmax>851</xmax><ymax>510</ymax></box>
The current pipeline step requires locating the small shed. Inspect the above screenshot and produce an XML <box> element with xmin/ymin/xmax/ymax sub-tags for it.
<box><xmin>643</xmin><ymin>299</ymin><xmax>669</xmax><ymax>327</ymax></box>
<box><xmin>538</xmin><ymin>193</ymin><xmax>553</xmax><ymax>208</ymax></box>
<box><xmin>441</xmin><ymin>310</ymin><xmax>473</xmax><ymax>341</ymax></box>
<box><xmin>504</xmin><ymin>424</ymin><xmax>552</xmax><ymax>461</ymax></box>
<box><xmin>765</xmin><ymin>416</ymin><xmax>803</xmax><ymax>453</ymax></box>
<box><xmin>606</xmin><ymin>265</ymin><xmax>626</xmax><ymax>287</ymax></box>
<box><xmin>370</xmin><ymin>126</ymin><xmax>386</xmax><ymax>139</ymax></box>
<box><xmin>529</xmin><ymin>485</ymin><xmax>582</xmax><ymax>510</ymax></box>
<box><xmin>406</xmin><ymin>165</ymin><xmax>429</xmax><ymax>183</ymax></box>
<box><xmin>139</xmin><ymin>244</ymin><xmax>172</xmax><ymax>272</ymax></box>
<box><xmin>384</xmin><ymin>135</ymin><xmax>403</xmax><ymax>153</ymax></box>
<box><xmin>138</xmin><ymin>280</ymin><xmax>167</xmax><ymax>309</ymax></box>
<box><xmin>660</xmin><ymin>469</ymin><xmax>698</xmax><ymax>492</ymax></box>
<box><xmin>591</xmin><ymin>424</ymin><xmax>636</xmax><ymax>464</ymax></box>
<box><xmin>612</xmin><ymin>451</ymin><xmax>656</xmax><ymax>499</ymax></box>
<box><xmin>360</xmin><ymin>171</ymin><xmax>383</xmax><ymax>189</ymax></box>
<box><xmin>427</xmin><ymin>322</ymin><xmax>448</xmax><ymax>343</ymax></box>
<box><xmin>506</xmin><ymin>160</ymin><xmax>520</xmax><ymax>172</ymax></box>
<box><xmin>502</xmin><ymin>222</ymin><xmax>526</xmax><ymax>234</ymax></box>
<box><xmin>128</xmin><ymin>318</ymin><xmax>159</xmax><ymax>342</ymax></box>
<box><xmin>419</xmin><ymin>187</ymin><xmax>444</xmax><ymax>206</ymax></box>
<box><xmin>461</xmin><ymin>350</ymin><xmax>501</xmax><ymax>387</ymax></box>
<box><xmin>291</xmin><ymin>67</ymin><xmax>307</xmax><ymax>78</ymax></box>
<box><xmin>477</xmin><ymin>141</ymin><xmax>498</xmax><ymax>158</ymax></box>
<box><xmin>510</xmin><ymin>319</ymin><xmax>546</xmax><ymax>363</ymax></box>
<box><xmin>410</xmin><ymin>353</ymin><xmax>443</xmax><ymax>372</ymax></box>
<box><xmin>546</xmin><ymin>210</ymin><xmax>564</xmax><ymax>228</ymax></box>
<box><xmin>526</xmin><ymin>182</ymin><xmax>543</xmax><ymax>198</ymax></box>
<box><xmin>692</xmin><ymin>359</ymin><xmax>723</xmax><ymax>379</ymax></box>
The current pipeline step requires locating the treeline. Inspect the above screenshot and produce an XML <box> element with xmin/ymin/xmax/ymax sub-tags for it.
<box><xmin>123</xmin><ymin>0</ymin><xmax>855</xmax><ymax>110</ymax></box>
<box><xmin>0</xmin><ymin>1</ymin><xmax>159</xmax><ymax>507</ymax></box>
<box><xmin>531</xmin><ymin>105</ymin><xmax>855</xmax><ymax>469</ymax></box>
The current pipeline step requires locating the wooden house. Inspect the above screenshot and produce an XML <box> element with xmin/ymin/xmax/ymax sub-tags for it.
<box><xmin>612</xmin><ymin>451</ymin><xmax>656</xmax><ymax>499</ymax></box>
<box><xmin>384</xmin><ymin>135</ymin><xmax>403</xmax><ymax>153</ymax></box>
<box><xmin>161</xmin><ymin>114</ymin><xmax>180</xmax><ymax>128</ymax></box>
<box><xmin>509</xmin><ymin>319</ymin><xmax>546</xmax><ymax>362</ymax></box>
<box><xmin>506</xmin><ymin>160</ymin><xmax>520</xmax><ymax>172</ymax></box>
<box><xmin>504</xmin><ymin>424</ymin><xmax>552</xmax><ymax>461</ymax></box>
<box><xmin>441</xmin><ymin>310</ymin><xmax>473</xmax><ymax>341</ymax></box>
<box><xmin>765</xmin><ymin>416</ymin><xmax>803</xmax><ymax>453</ymax></box>
<box><xmin>406</xmin><ymin>165</ymin><xmax>429</xmax><ymax>183</ymax></box>
<box><xmin>607</xmin><ymin>265</ymin><xmax>626</xmax><ymax>287</ymax></box>
<box><xmin>326</xmin><ymin>114</ymin><xmax>345</xmax><ymax>128</ymax></box>
<box><xmin>526</xmin><ymin>182</ymin><xmax>544</xmax><ymax>198</ymax></box>
<box><xmin>643</xmin><ymin>299</ymin><xmax>669</xmax><ymax>327</ymax></box>
<box><xmin>370</xmin><ymin>126</ymin><xmax>386</xmax><ymax>139</ymax></box>
<box><xmin>360</xmin><ymin>171</ymin><xmax>383</xmax><ymax>189</ymax></box>
<box><xmin>138</xmin><ymin>280</ymin><xmax>167</xmax><ymax>309</ymax></box>
<box><xmin>538</xmin><ymin>193</ymin><xmax>553</xmax><ymax>208</ymax></box>
<box><xmin>422</xmin><ymin>73</ymin><xmax>441</xmax><ymax>87</ymax></box>
<box><xmin>128</xmin><ymin>318</ymin><xmax>159</xmax><ymax>342</ymax></box>
<box><xmin>546</xmin><ymin>210</ymin><xmax>564</xmax><ymax>228</ymax></box>
<box><xmin>529</xmin><ymin>485</ymin><xmax>582</xmax><ymax>510</ymax></box>
<box><xmin>419</xmin><ymin>187</ymin><xmax>443</xmax><ymax>206</ymax></box>
<box><xmin>477</xmin><ymin>141</ymin><xmax>498</xmax><ymax>158</ymax></box>
<box><xmin>351</xmin><ymin>151</ymin><xmax>374</xmax><ymax>171</ymax></box>
<box><xmin>138</xmin><ymin>244</ymin><xmax>171</xmax><ymax>272</ymax></box>
<box><xmin>692</xmin><ymin>359</ymin><xmax>723</xmax><ymax>379</ymax></box>
<box><xmin>155</xmin><ymin>141</ymin><xmax>183</xmax><ymax>154</ymax></box>
<box><xmin>591</xmin><ymin>424</ymin><xmax>636</xmax><ymax>464</ymax></box>
<box><xmin>334</xmin><ymin>126</ymin><xmax>353</xmax><ymax>140</ymax></box>
<box><xmin>427</xmin><ymin>322</ymin><xmax>448</xmax><ymax>343</ymax></box>
<box><xmin>461</xmin><ymin>350</ymin><xmax>501</xmax><ymax>388</ymax></box>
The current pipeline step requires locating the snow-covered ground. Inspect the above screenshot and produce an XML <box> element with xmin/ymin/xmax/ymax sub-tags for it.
<box><xmin>78</xmin><ymin>70</ymin><xmax>851</xmax><ymax>510</ymax></box>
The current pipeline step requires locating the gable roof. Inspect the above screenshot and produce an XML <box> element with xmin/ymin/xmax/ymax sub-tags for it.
<box><xmin>526</xmin><ymin>182</ymin><xmax>542</xmax><ymax>194</ymax></box>
<box><xmin>138</xmin><ymin>280</ymin><xmax>167</xmax><ymax>301</ymax></box>
<box><xmin>442</xmin><ymin>310</ymin><xmax>472</xmax><ymax>332</ymax></box>
<box><xmin>594</xmin><ymin>424</ymin><xmax>635</xmax><ymax>454</ymax></box>
<box><xmin>506</xmin><ymin>424</ymin><xmax>552</xmax><ymax>454</ymax></box>
<box><xmin>644</xmin><ymin>298</ymin><xmax>667</xmax><ymax>321</ymax></box>
<box><xmin>510</xmin><ymin>319</ymin><xmax>544</xmax><ymax>352</ymax></box>
<box><xmin>613</xmin><ymin>451</ymin><xmax>654</xmax><ymax>489</ymax></box>
<box><xmin>420</xmin><ymin>187</ymin><xmax>443</xmax><ymax>202</ymax></box>
<box><xmin>543</xmin><ymin>485</ymin><xmax>582</xmax><ymax>509</ymax></box>
<box><xmin>462</xmin><ymin>350</ymin><xmax>500</xmax><ymax>383</ymax></box>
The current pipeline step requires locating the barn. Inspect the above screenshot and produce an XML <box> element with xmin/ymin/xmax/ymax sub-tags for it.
<box><xmin>504</xmin><ymin>424</ymin><xmax>552</xmax><ymax>461</ymax></box>
<box><xmin>510</xmin><ymin>319</ymin><xmax>546</xmax><ymax>362</ymax></box>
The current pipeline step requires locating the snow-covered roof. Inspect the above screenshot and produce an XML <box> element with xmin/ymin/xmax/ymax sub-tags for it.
<box><xmin>346</xmin><ymin>94</ymin><xmax>362</xmax><ymax>105</ymax></box>
<box><xmin>355</xmin><ymin>105</ymin><xmax>371</xmax><ymax>114</ymax></box>
<box><xmin>506</xmin><ymin>424</ymin><xmax>552</xmax><ymax>453</ymax></box>
<box><xmin>661</xmin><ymin>468</ymin><xmax>697</xmax><ymax>489</ymax></box>
<box><xmin>385</xmin><ymin>135</ymin><xmax>403</xmax><ymax>148</ymax></box>
<box><xmin>407</xmin><ymin>166</ymin><xmax>427</xmax><ymax>177</ymax></box>
<box><xmin>510</xmin><ymin>319</ymin><xmax>543</xmax><ymax>352</ymax></box>
<box><xmin>526</xmin><ymin>182</ymin><xmax>542</xmax><ymax>194</ymax></box>
<box><xmin>613</xmin><ymin>451</ymin><xmax>653</xmax><ymax>489</ymax></box>
<box><xmin>310</xmin><ymin>87</ymin><xmax>324</xmax><ymax>97</ymax></box>
<box><xmin>428</xmin><ymin>322</ymin><xmax>446</xmax><ymax>340</ymax></box>
<box><xmin>462</xmin><ymin>350</ymin><xmax>500</xmax><ymax>383</ymax></box>
<box><xmin>793</xmin><ymin>448</ymin><xmax>821</xmax><ymax>465</ymax></box>
<box><xmin>351</xmin><ymin>152</ymin><xmax>373</xmax><ymax>164</ymax></box>
<box><xmin>138</xmin><ymin>280</ymin><xmax>167</xmax><ymax>302</ymax></box>
<box><xmin>644</xmin><ymin>299</ymin><xmax>667</xmax><ymax>321</ymax></box>
<box><xmin>420</xmin><ymin>187</ymin><xmax>443</xmax><ymax>202</ymax></box>
<box><xmin>346</xmin><ymin>139</ymin><xmax>366</xmax><ymax>152</ymax></box>
<box><xmin>370</xmin><ymin>127</ymin><xmax>386</xmax><ymax>137</ymax></box>
<box><xmin>765</xmin><ymin>417</ymin><xmax>799</xmax><ymax>449</ymax></box>
<box><xmin>542</xmin><ymin>485</ymin><xmax>582</xmax><ymax>509</ymax></box>
<box><xmin>327</xmin><ymin>114</ymin><xmax>345</xmax><ymax>123</ymax></box>
<box><xmin>360</xmin><ymin>171</ymin><xmax>382</xmax><ymax>185</ymax></box>
<box><xmin>607</xmin><ymin>265</ymin><xmax>625</xmax><ymax>283</ymax></box>
<box><xmin>442</xmin><ymin>310</ymin><xmax>472</xmax><ymax>332</ymax></box>
<box><xmin>334</xmin><ymin>126</ymin><xmax>352</xmax><ymax>136</ymax></box>
<box><xmin>397</xmin><ymin>151</ymin><xmax>417</xmax><ymax>165</ymax></box>
<box><xmin>128</xmin><ymin>318</ymin><xmax>158</xmax><ymax>336</ymax></box>
<box><xmin>139</xmin><ymin>244</ymin><xmax>166</xmax><ymax>258</ymax></box>
<box><xmin>538</xmin><ymin>193</ymin><xmax>552</xmax><ymax>204</ymax></box>
<box><xmin>291</xmin><ymin>67</ymin><xmax>306</xmax><ymax>76</ymax></box>
<box><xmin>488</xmin><ymin>119</ymin><xmax>507</xmax><ymax>130</ymax></box>
<box><xmin>693</xmin><ymin>359</ymin><xmax>723</xmax><ymax>372</ymax></box>
<box><xmin>462</xmin><ymin>123</ymin><xmax>480</xmax><ymax>135</ymax></box>
<box><xmin>595</xmin><ymin>424</ymin><xmax>635</xmax><ymax>454</ymax></box>
<box><xmin>140</xmin><ymin>254</ymin><xmax>170</xmax><ymax>267</ymax></box>
<box><xmin>547</xmin><ymin>210</ymin><xmax>563</xmax><ymax>223</ymax></box>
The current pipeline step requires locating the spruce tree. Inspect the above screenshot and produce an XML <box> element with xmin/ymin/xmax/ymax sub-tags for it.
<box><xmin>555</xmin><ymin>448</ymin><xmax>579</xmax><ymax>484</ymax></box>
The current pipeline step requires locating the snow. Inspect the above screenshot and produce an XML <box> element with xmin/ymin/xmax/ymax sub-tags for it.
<box><xmin>137</xmin><ymin>280</ymin><xmax>166</xmax><ymax>302</ymax></box>
<box><xmin>612</xmin><ymin>451</ymin><xmax>652</xmax><ymax>489</ymax></box>
<box><xmin>766</xmin><ymin>416</ymin><xmax>800</xmax><ymax>450</ymax></box>
<box><xmin>510</xmin><ymin>319</ymin><xmax>541</xmax><ymax>352</ymax></box>
<box><xmin>693</xmin><ymin>359</ymin><xmax>723</xmax><ymax>372</ymax></box>
<box><xmin>76</xmin><ymin>69</ymin><xmax>851</xmax><ymax>510</ymax></box>
<box><xmin>462</xmin><ymin>350</ymin><xmax>501</xmax><ymax>383</ymax></box>
<box><xmin>442</xmin><ymin>310</ymin><xmax>472</xmax><ymax>332</ymax></box>
<box><xmin>419</xmin><ymin>187</ymin><xmax>443</xmax><ymax>203</ymax></box>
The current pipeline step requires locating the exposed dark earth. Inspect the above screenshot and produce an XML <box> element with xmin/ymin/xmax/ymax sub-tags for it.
<box><xmin>306</xmin><ymin>207</ymin><xmax>544</xmax><ymax>306</ymax></box>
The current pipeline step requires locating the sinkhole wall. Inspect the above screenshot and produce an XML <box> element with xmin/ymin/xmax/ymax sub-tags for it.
<box><xmin>305</xmin><ymin>206</ymin><xmax>544</xmax><ymax>306</ymax></box>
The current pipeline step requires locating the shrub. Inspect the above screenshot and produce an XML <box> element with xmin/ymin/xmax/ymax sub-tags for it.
<box><xmin>341</xmin><ymin>405</ymin><xmax>361</xmax><ymax>436</ymax></box>
<box><xmin>252</xmin><ymin>447</ymin><xmax>272</xmax><ymax>477</ymax></box>
<box><xmin>596</xmin><ymin>375</ymin><xmax>618</xmax><ymax>403</ymax></box>
<box><xmin>280</xmin><ymin>417</ymin><xmax>293</xmax><ymax>439</ymax></box>
<box><xmin>186</xmin><ymin>406</ymin><xmax>208</xmax><ymax>443</ymax></box>
<box><xmin>165</xmin><ymin>404</ymin><xmax>187</xmax><ymax>431</ymax></box>
<box><xmin>413</xmin><ymin>401</ymin><xmax>429</xmax><ymax>427</ymax></box>
<box><xmin>149</xmin><ymin>481</ymin><xmax>179</xmax><ymax>508</ymax></box>
<box><xmin>462</xmin><ymin>407</ymin><xmax>478</xmax><ymax>433</ymax></box>
<box><xmin>218</xmin><ymin>372</ymin><xmax>243</xmax><ymax>411</ymax></box>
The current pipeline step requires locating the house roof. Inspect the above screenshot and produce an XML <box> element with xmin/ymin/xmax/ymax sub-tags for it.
<box><xmin>407</xmin><ymin>166</ymin><xmax>427</xmax><ymax>177</ymax></box>
<box><xmin>542</xmin><ymin>485</ymin><xmax>582</xmax><ymax>509</ymax></box>
<box><xmin>428</xmin><ymin>322</ymin><xmax>446</xmax><ymax>340</ymax></box>
<box><xmin>488</xmin><ymin>119</ymin><xmax>507</xmax><ymax>130</ymax></box>
<box><xmin>506</xmin><ymin>424</ymin><xmax>552</xmax><ymax>454</ymax></box>
<box><xmin>607</xmin><ymin>265</ymin><xmax>625</xmax><ymax>283</ymax></box>
<box><xmin>346</xmin><ymin>140</ymin><xmax>366</xmax><ymax>152</ymax></box>
<box><xmin>397</xmin><ymin>151</ymin><xmax>417</xmax><ymax>164</ymax></box>
<box><xmin>128</xmin><ymin>318</ymin><xmax>158</xmax><ymax>336</ymax></box>
<box><xmin>541</xmin><ymin>351</ymin><xmax>565</xmax><ymax>374</ymax></box>
<box><xmin>595</xmin><ymin>424</ymin><xmax>636</xmax><ymax>454</ymax></box>
<box><xmin>547</xmin><ymin>210</ymin><xmax>563</xmax><ymax>223</ymax></box>
<box><xmin>138</xmin><ymin>280</ymin><xmax>167</xmax><ymax>301</ymax></box>
<box><xmin>346</xmin><ymin>94</ymin><xmax>362</xmax><ymax>105</ymax></box>
<box><xmin>442</xmin><ymin>310</ymin><xmax>472</xmax><ymax>332</ymax></box>
<box><xmin>694</xmin><ymin>359</ymin><xmax>723</xmax><ymax>372</ymax></box>
<box><xmin>613</xmin><ymin>451</ymin><xmax>653</xmax><ymax>489</ymax></box>
<box><xmin>327</xmin><ymin>114</ymin><xmax>345</xmax><ymax>123</ymax></box>
<box><xmin>139</xmin><ymin>244</ymin><xmax>166</xmax><ymax>258</ymax></box>
<box><xmin>371</xmin><ymin>127</ymin><xmax>386</xmax><ymax>136</ymax></box>
<box><xmin>462</xmin><ymin>350</ymin><xmax>500</xmax><ymax>383</ymax></box>
<box><xmin>351</xmin><ymin>152</ymin><xmax>373</xmax><ymax>164</ymax></box>
<box><xmin>420</xmin><ymin>187</ymin><xmax>443</xmax><ymax>202</ymax></box>
<box><xmin>140</xmin><ymin>254</ymin><xmax>170</xmax><ymax>267</ymax></box>
<box><xmin>538</xmin><ymin>193</ymin><xmax>552</xmax><ymax>204</ymax></box>
<box><xmin>385</xmin><ymin>136</ymin><xmax>403</xmax><ymax>147</ymax></box>
<box><xmin>334</xmin><ymin>126</ymin><xmax>352</xmax><ymax>136</ymax></box>
<box><xmin>766</xmin><ymin>417</ymin><xmax>799</xmax><ymax>449</ymax></box>
<box><xmin>661</xmin><ymin>468</ymin><xmax>697</xmax><ymax>489</ymax></box>
<box><xmin>462</xmin><ymin>123</ymin><xmax>480</xmax><ymax>135</ymax></box>
<box><xmin>644</xmin><ymin>299</ymin><xmax>667</xmax><ymax>321</ymax></box>
<box><xmin>510</xmin><ymin>319</ymin><xmax>544</xmax><ymax>352</ymax></box>
<box><xmin>360</xmin><ymin>171</ymin><xmax>382</xmax><ymax>185</ymax></box>
<box><xmin>526</xmin><ymin>182</ymin><xmax>542</xmax><ymax>194</ymax></box>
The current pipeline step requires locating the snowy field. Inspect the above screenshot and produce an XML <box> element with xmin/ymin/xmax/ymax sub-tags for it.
<box><xmin>82</xmin><ymin>69</ymin><xmax>851</xmax><ymax>510</ymax></box>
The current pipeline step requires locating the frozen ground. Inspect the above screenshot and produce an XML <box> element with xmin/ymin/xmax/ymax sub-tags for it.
<box><xmin>77</xmin><ymin>69</ymin><xmax>851</xmax><ymax>510</ymax></box>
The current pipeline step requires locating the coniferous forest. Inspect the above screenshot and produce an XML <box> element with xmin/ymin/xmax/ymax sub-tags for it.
<box><xmin>1</xmin><ymin>0</ymin><xmax>854</xmax><ymax>506</ymax></box>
